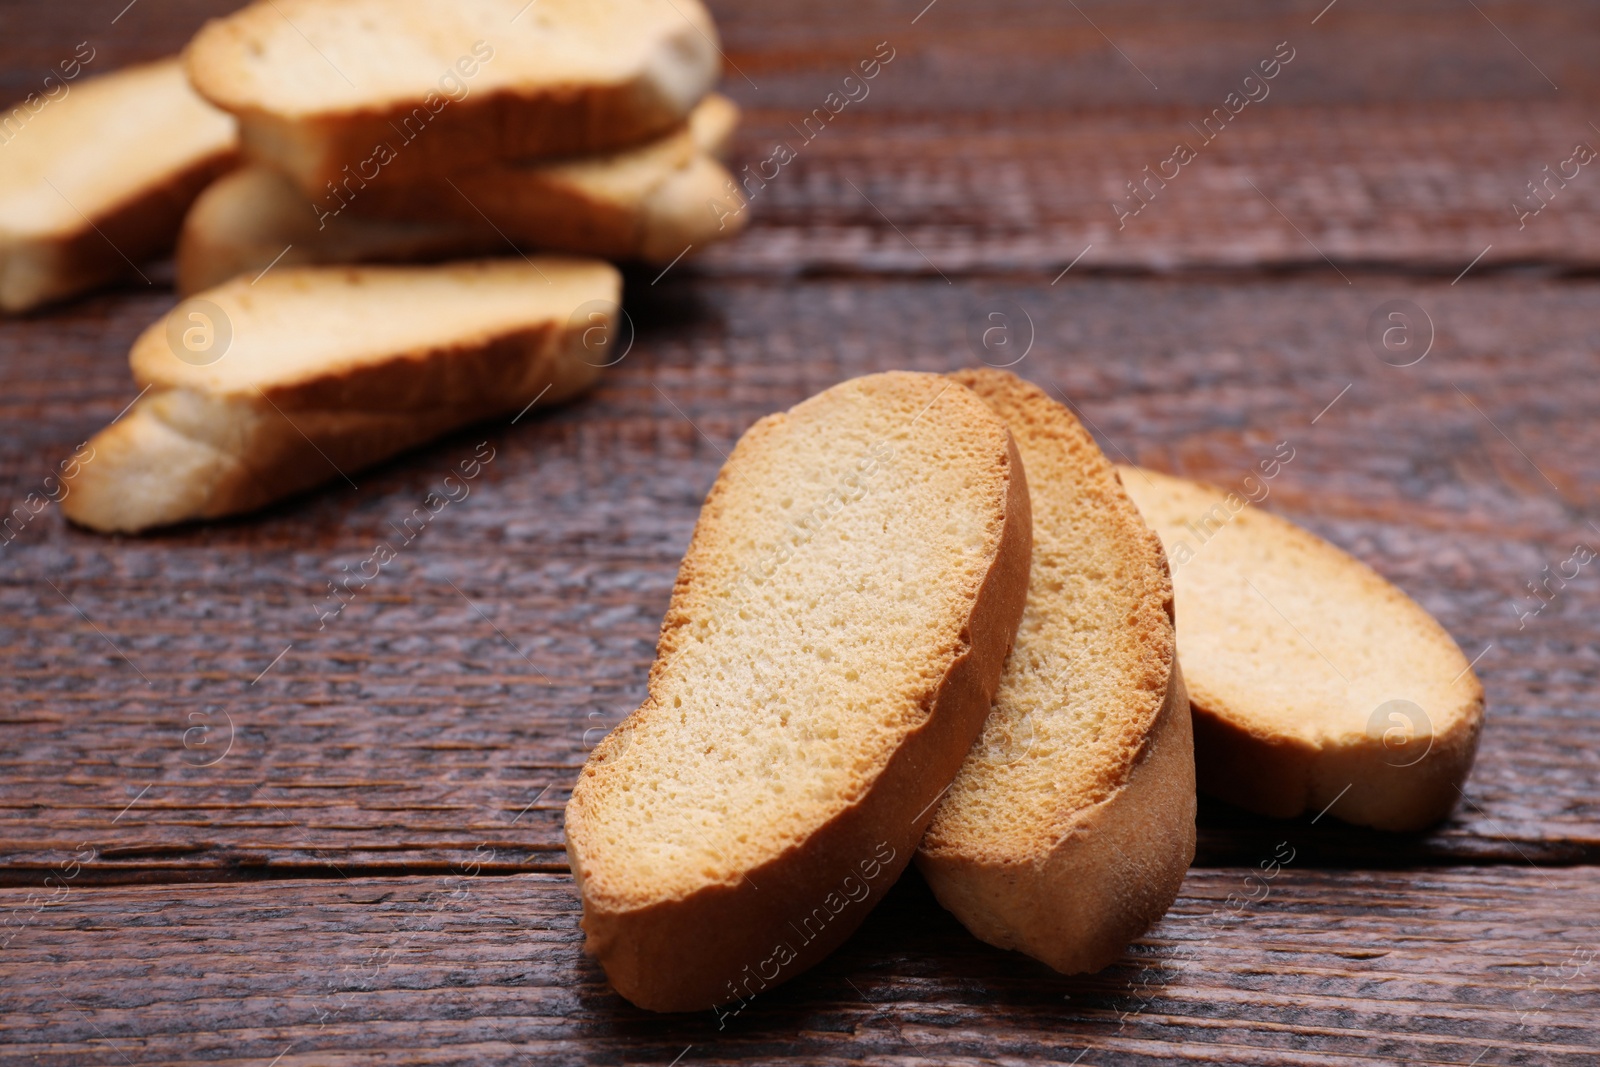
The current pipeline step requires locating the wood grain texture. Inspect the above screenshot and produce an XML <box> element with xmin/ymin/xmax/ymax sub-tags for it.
<box><xmin>709</xmin><ymin>101</ymin><xmax>1600</xmax><ymax>276</ymax></box>
<box><xmin>2</xmin><ymin>866</ymin><xmax>1598</xmax><ymax>1065</ymax></box>
<box><xmin>3</xmin><ymin>2</ymin><xmax>1598</xmax><ymax>279</ymax></box>
<box><xmin>2</xmin><ymin>0</ymin><xmax>1599</xmax><ymax>1062</ymax></box>
<box><xmin>3</xmin><ymin>275</ymin><xmax>1598</xmax><ymax>881</ymax></box>
<box><xmin>9</xmin><ymin>0</ymin><xmax>1598</xmax><ymax>106</ymax></box>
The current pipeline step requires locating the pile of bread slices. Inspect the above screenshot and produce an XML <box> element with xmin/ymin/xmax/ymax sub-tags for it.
<box><xmin>1</xmin><ymin>0</ymin><xmax>743</xmax><ymax>532</ymax></box>
<box><xmin>565</xmin><ymin>369</ymin><xmax>1485</xmax><ymax>1014</ymax></box>
<box><xmin>3</xmin><ymin>0</ymin><xmax>1487</xmax><ymax>1017</ymax></box>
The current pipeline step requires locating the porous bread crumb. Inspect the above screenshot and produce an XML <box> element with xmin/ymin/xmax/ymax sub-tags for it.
<box><xmin>1119</xmin><ymin>465</ymin><xmax>1484</xmax><ymax>831</ymax></box>
<box><xmin>918</xmin><ymin>370</ymin><xmax>1193</xmax><ymax>975</ymax></box>
<box><xmin>566</xmin><ymin>370</ymin><xmax>1032</xmax><ymax>1011</ymax></box>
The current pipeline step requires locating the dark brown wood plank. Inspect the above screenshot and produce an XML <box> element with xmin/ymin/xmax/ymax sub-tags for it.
<box><xmin>696</xmin><ymin>0</ymin><xmax>1600</xmax><ymax>275</ymax></box>
<box><xmin>3</xmin><ymin>0</ymin><xmax>1595</xmax><ymax>1061</ymax></box>
<box><xmin>3</xmin><ymin>274</ymin><xmax>1598</xmax><ymax>880</ymax></box>
<box><xmin>2</xmin><ymin>865</ymin><xmax>1597</xmax><ymax>1065</ymax></box>
<box><xmin>10</xmin><ymin>0</ymin><xmax>1598</xmax><ymax>105</ymax></box>
<box><xmin>710</xmin><ymin>100</ymin><xmax>1600</xmax><ymax>277</ymax></box>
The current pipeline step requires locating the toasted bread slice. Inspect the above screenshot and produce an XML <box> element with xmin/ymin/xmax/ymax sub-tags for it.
<box><xmin>61</xmin><ymin>259</ymin><xmax>617</xmax><ymax>533</ymax></box>
<box><xmin>186</xmin><ymin>0</ymin><xmax>722</xmax><ymax>192</ymax></box>
<box><xmin>687</xmin><ymin>91</ymin><xmax>740</xmax><ymax>160</ymax></box>
<box><xmin>0</xmin><ymin>59</ymin><xmax>237</xmax><ymax>313</ymax></box>
<box><xmin>175</xmin><ymin>95</ymin><xmax>745</xmax><ymax>293</ymax></box>
<box><xmin>1118</xmin><ymin>467</ymin><xmax>1485</xmax><ymax>831</ymax></box>
<box><xmin>565</xmin><ymin>372</ymin><xmax>1033</xmax><ymax>1013</ymax></box>
<box><xmin>344</xmin><ymin>91</ymin><xmax>742</xmax><ymax>259</ymax></box>
<box><xmin>917</xmin><ymin>371</ymin><xmax>1193</xmax><ymax>974</ymax></box>
<box><xmin>174</xmin><ymin>167</ymin><xmax>500</xmax><ymax>296</ymax></box>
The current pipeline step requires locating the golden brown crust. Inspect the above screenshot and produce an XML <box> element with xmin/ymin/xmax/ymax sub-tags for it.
<box><xmin>223</xmin><ymin>96</ymin><xmax>682</xmax><ymax>193</ymax></box>
<box><xmin>922</xmin><ymin>661</ymin><xmax>1193</xmax><ymax>973</ymax></box>
<box><xmin>1189</xmin><ymin>684</ymin><xmax>1483</xmax><ymax>831</ymax></box>
<box><xmin>174</xmin><ymin>94</ymin><xmax>743</xmax><ymax>293</ymax></box>
<box><xmin>340</xmin><ymin>144</ymin><xmax>742</xmax><ymax>264</ymax></box>
<box><xmin>184</xmin><ymin>0</ymin><xmax>721</xmax><ymax>190</ymax></box>
<box><xmin>2</xmin><ymin>149</ymin><xmax>235</xmax><ymax>313</ymax></box>
<box><xmin>61</xmin><ymin>261</ymin><xmax>614</xmax><ymax>533</ymax></box>
<box><xmin>0</xmin><ymin>59</ymin><xmax>238</xmax><ymax>313</ymax></box>
<box><xmin>565</xmin><ymin>372</ymin><xmax>1033</xmax><ymax>1012</ymax></box>
<box><xmin>344</xmin><ymin>123</ymin><xmax>696</xmax><ymax>221</ymax></box>
<box><xmin>915</xmin><ymin>369</ymin><xmax>1192</xmax><ymax>974</ymax></box>
<box><xmin>1118</xmin><ymin>465</ymin><xmax>1486</xmax><ymax>832</ymax></box>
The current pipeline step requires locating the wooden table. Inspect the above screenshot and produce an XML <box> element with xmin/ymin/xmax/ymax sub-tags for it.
<box><xmin>4</xmin><ymin>1</ymin><xmax>1599</xmax><ymax>1063</ymax></box>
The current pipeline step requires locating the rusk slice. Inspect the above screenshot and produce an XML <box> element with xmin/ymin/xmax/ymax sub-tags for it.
<box><xmin>917</xmin><ymin>370</ymin><xmax>1193</xmax><ymax>975</ymax></box>
<box><xmin>343</xmin><ymin>92</ymin><xmax>742</xmax><ymax>259</ymax></box>
<box><xmin>62</xmin><ymin>259</ymin><xmax>618</xmax><ymax>533</ymax></box>
<box><xmin>1118</xmin><ymin>467</ymin><xmax>1485</xmax><ymax>832</ymax></box>
<box><xmin>175</xmin><ymin>168</ymin><xmax>499</xmax><ymax>297</ymax></box>
<box><xmin>175</xmin><ymin>95</ymin><xmax>745</xmax><ymax>293</ymax></box>
<box><xmin>565</xmin><ymin>372</ymin><xmax>1032</xmax><ymax>1013</ymax></box>
<box><xmin>687</xmin><ymin>91</ymin><xmax>741</xmax><ymax>161</ymax></box>
<box><xmin>0</xmin><ymin>59</ymin><xmax>237</xmax><ymax>313</ymax></box>
<box><xmin>186</xmin><ymin>0</ymin><xmax>722</xmax><ymax>191</ymax></box>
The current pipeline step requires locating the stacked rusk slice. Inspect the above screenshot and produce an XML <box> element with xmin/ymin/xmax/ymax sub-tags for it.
<box><xmin>567</xmin><ymin>369</ymin><xmax>1484</xmax><ymax>1014</ymax></box>
<box><xmin>48</xmin><ymin>0</ymin><xmax>749</xmax><ymax>530</ymax></box>
<box><xmin>178</xmin><ymin>0</ymin><xmax>746</xmax><ymax>290</ymax></box>
<box><xmin>1</xmin><ymin>0</ymin><xmax>746</xmax><ymax>313</ymax></box>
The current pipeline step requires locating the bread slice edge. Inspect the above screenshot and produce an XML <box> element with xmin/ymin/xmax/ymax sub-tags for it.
<box><xmin>62</xmin><ymin>262</ymin><xmax>615</xmax><ymax>532</ymax></box>
<box><xmin>915</xmin><ymin>371</ymin><xmax>1194</xmax><ymax>973</ymax></box>
<box><xmin>565</xmin><ymin>373</ymin><xmax>1034</xmax><ymax>1013</ymax></box>
<box><xmin>1</xmin><ymin>58</ymin><xmax>238</xmax><ymax>313</ymax></box>
<box><xmin>1117</xmin><ymin>465</ymin><xmax>1486</xmax><ymax>831</ymax></box>
<box><xmin>921</xmin><ymin>658</ymin><xmax>1192</xmax><ymax>972</ymax></box>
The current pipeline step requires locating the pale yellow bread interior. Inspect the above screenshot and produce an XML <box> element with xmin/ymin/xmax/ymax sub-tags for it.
<box><xmin>918</xmin><ymin>370</ymin><xmax>1193</xmax><ymax>974</ymax></box>
<box><xmin>62</xmin><ymin>259</ymin><xmax>617</xmax><ymax>533</ymax></box>
<box><xmin>566</xmin><ymin>371</ymin><xmax>1032</xmax><ymax>1011</ymax></box>
<box><xmin>175</xmin><ymin>94</ymin><xmax>744</xmax><ymax>293</ymax></box>
<box><xmin>0</xmin><ymin>58</ymin><xmax>237</xmax><ymax>311</ymax></box>
<box><xmin>687</xmin><ymin>91</ymin><xmax>741</xmax><ymax>160</ymax></box>
<box><xmin>1118</xmin><ymin>466</ymin><xmax>1484</xmax><ymax>831</ymax></box>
